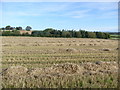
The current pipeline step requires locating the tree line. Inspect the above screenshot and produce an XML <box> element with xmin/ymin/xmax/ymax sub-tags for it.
<box><xmin>1</xmin><ymin>25</ymin><xmax>32</xmax><ymax>31</ymax></box>
<box><xmin>0</xmin><ymin>27</ymin><xmax>110</xmax><ymax>39</ymax></box>
<box><xmin>31</xmin><ymin>28</ymin><xmax>110</xmax><ymax>39</ymax></box>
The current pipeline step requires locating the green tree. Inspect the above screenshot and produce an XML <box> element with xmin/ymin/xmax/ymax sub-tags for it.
<box><xmin>57</xmin><ymin>30</ymin><xmax>62</xmax><ymax>37</ymax></box>
<box><xmin>2</xmin><ymin>31</ymin><xmax>11</xmax><ymax>36</ymax></box>
<box><xmin>75</xmin><ymin>31</ymin><xmax>82</xmax><ymax>38</ymax></box>
<box><xmin>12</xmin><ymin>30</ymin><xmax>20</xmax><ymax>36</ymax></box>
<box><xmin>43</xmin><ymin>28</ymin><xmax>55</xmax><ymax>37</ymax></box>
<box><xmin>5</xmin><ymin>25</ymin><xmax>11</xmax><ymax>30</ymax></box>
<box><xmin>61</xmin><ymin>31</ymin><xmax>71</xmax><ymax>38</ymax></box>
<box><xmin>1</xmin><ymin>28</ymin><xmax>5</xmax><ymax>30</ymax></box>
<box><xmin>85</xmin><ymin>32</ymin><xmax>96</xmax><ymax>38</ymax></box>
<box><xmin>26</xmin><ymin>26</ymin><xmax>32</xmax><ymax>31</ymax></box>
<box><xmin>69</xmin><ymin>30</ymin><xmax>75</xmax><ymax>37</ymax></box>
<box><xmin>104</xmin><ymin>33</ymin><xmax>110</xmax><ymax>39</ymax></box>
<box><xmin>96</xmin><ymin>32</ymin><xmax>103</xmax><ymax>38</ymax></box>
<box><xmin>80</xmin><ymin>30</ymin><xmax>86</xmax><ymax>38</ymax></box>
<box><xmin>44</xmin><ymin>28</ymin><xmax>54</xmax><ymax>32</ymax></box>
<box><xmin>16</xmin><ymin>27</ymin><xmax>22</xmax><ymax>30</ymax></box>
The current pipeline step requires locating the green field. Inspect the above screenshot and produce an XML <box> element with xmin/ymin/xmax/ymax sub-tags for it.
<box><xmin>1</xmin><ymin>36</ymin><xmax>118</xmax><ymax>88</ymax></box>
<box><xmin>110</xmin><ymin>34</ymin><xmax>120</xmax><ymax>39</ymax></box>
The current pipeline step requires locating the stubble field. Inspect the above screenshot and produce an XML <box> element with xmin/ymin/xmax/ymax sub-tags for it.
<box><xmin>1</xmin><ymin>36</ymin><xmax>118</xmax><ymax>88</ymax></box>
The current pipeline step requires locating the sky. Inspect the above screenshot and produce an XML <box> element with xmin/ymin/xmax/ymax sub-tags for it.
<box><xmin>1</xmin><ymin>0</ymin><xmax>119</xmax><ymax>2</ymax></box>
<box><xmin>0</xmin><ymin>2</ymin><xmax>118</xmax><ymax>32</ymax></box>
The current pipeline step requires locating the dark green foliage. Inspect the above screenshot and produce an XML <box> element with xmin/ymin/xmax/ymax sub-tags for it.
<box><xmin>2</xmin><ymin>31</ymin><xmax>12</xmax><ymax>36</ymax></box>
<box><xmin>2</xmin><ymin>30</ymin><xmax>21</xmax><ymax>36</ymax></box>
<box><xmin>75</xmin><ymin>31</ymin><xmax>82</xmax><ymax>38</ymax></box>
<box><xmin>95</xmin><ymin>32</ymin><xmax>102</xmax><ymax>38</ymax></box>
<box><xmin>80</xmin><ymin>30</ymin><xmax>86</xmax><ymax>38</ymax></box>
<box><xmin>69</xmin><ymin>30</ymin><xmax>75</xmax><ymax>37</ymax></box>
<box><xmin>1</xmin><ymin>26</ymin><xmax>110</xmax><ymax>39</ymax></box>
<box><xmin>61</xmin><ymin>31</ymin><xmax>72</xmax><ymax>38</ymax></box>
<box><xmin>12</xmin><ymin>30</ymin><xmax>21</xmax><ymax>36</ymax></box>
<box><xmin>16</xmin><ymin>27</ymin><xmax>22</xmax><ymax>30</ymax></box>
<box><xmin>5</xmin><ymin>25</ymin><xmax>11</xmax><ymax>30</ymax></box>
<box><xmin>31</xmin><ymin>28</ymin><xmax>110</xmax><ymax>39</ymax></box>
<box><xmin>104</xmin><ymin>33</ymin><xmax>110</xmax><ymax>39</ymax></box>
<box><xmin>95</xmin><ymin>32</ymin><xmax>110</xmax><ymax>39</ymax></box>
<box><xmin>85</xmin><ymin>32</ymin><xmax>96</xmax><ymax>38</ymax></box>
<box><xmin>21</xmin><ymin>32</ymin><xmax>30</xmax><ymax>36</ymax></box>
<box><xmin>1</xmin><ymin>28</ymin><xmax>5</xmax><ymax>30</ymax></box>
<box><xmin>26</xmin><ymin>26</ymin><xmax>32</xmax><ymax>31</ymax></box>
<box><xmin>32</xmin><ymin>31</ymin><xmax>44</xmax><ymax>37</ymax></box>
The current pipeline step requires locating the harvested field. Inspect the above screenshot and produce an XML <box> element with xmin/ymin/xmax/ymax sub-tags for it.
<box><xmin>1</xmin><ymin>36</ymin><xmax>118</xmax><ymax>88</ymax></box>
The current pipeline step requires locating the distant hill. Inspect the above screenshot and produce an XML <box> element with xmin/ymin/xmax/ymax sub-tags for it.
<box><xmin>106</xmin><ymin>32</ymin><xmax>119</xmax><ymax>35</ymax></box>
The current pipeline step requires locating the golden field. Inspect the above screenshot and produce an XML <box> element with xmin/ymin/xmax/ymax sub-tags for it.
<box><xmin>1</xmin><ymin>36</ymin><xmax>118</xmax><ymax>88</ymax></box>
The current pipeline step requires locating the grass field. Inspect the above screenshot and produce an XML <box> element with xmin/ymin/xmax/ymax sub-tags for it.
<box><xmin>1</xmin><ymin>36</ymin><xmax>118</xmax><ymax>88</ymax></box>
<box><xmin>110</xmin><ymin>34</ymin><xmax>120</xmax><ymax>39</ymax></box>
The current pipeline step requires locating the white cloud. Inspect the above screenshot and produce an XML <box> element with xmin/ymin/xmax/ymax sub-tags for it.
<box><xmin>76</xmin><ymin>2</ymin><xmax>117</xmax><ymax>11</ymax></box>
<box><xmin>2</xmin><ymin>2</ymin><xmax>117</xmax><ymax>20</ymax></box>
<box><xmin>71</xmin><ymin>3</ymin><xmax>118</xmax><ymax>19</ymax></box>
<box><xmin>1</xmin><ymin>2</ymin><xmax>117</xmax><ymax>32</ymax></box>
<box><xmin>2</xmin><ymin>3</ymin><xmax>74</xmax><ymax>17</ymax></box>
<box><xmin>64</xmin><ymin>9</ymin><xmax>91</xmax><ymax>18</ymax></box>
<box><xmin>36</xmin><ymin>3</ymin><xmax>71</xmax><ymax>13</ymax></box>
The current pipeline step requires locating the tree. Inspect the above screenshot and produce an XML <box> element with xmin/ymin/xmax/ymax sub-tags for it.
<box><xmin>75</xmin><ymin>31</ymin><xmax>82</xmax><ymax>38</ymax></box>
<box><xmin>80</xmin><ymin>30</ymin><xmax>86</xmax><ymax>38</ymax></box>
<box><xmin>22</xmin><ymin>32</ymin><xmax>30</xmax><ymax>36</ymax></box>
<box><xmin>66</xmin><ymin>31</ymin><xmax>72</xmax><ymax>38</ymax></box>
<box><xmin>69</xmin><ymin>30</ymin><xmax>76</xmax><ymax>37</ymax></box>
<box><xmin>12</xmin><ymin>30</ymin><xmax>20</xmax><ymax>36</ymax></box>
<box><xmin>5</xmin><ymin>25</ymin><xmax>11</xmax><ymax>30</ymax></box>
<box><xmin>43</xmin><ymin>28</ymin><xmax>55</xmax><ymax>37</ymax></box>
<box><xmin>104</xmin><ymin>33</ymin><xmax>110</xmax><ymax>39</ymax></box>
<box><xmin>16</xmin><ymin>27</ymin><xmax>22</xmax><ymax>30</ymax></box>
<box><xmin>57</xmin><ymin>30</ymin><xmax>62</xmax><ymax>37</ymax></box>
<box><xmin>96</xmin><ymin>32</ymin><xmax>102</xmax><ymax>38</ymax></box>
<box><xmin>1</xmin><ymin>28</ymin><xmax>5</xmax><ymax>30</ymax></box>
<box><xmin>44</xmin><ymin>28</ymin><xmax>54</xmax><ymax>32</ymax></box>
<box><xmin>44</xmin><ymin>31</ymin><xmax>51</xmax><ymax>37</ymax></box>
<box><xmin>96</xmin><ymin>32</ymin><xmax>106</xmax><ymax>39</ymax></box>
<box><xmin>2</xmin><ymin>31</ymin><xmax>11</xmax><ymax>36</ymax></box>
<box><xmin>61</xmin><ymin>31</ymin><xmax>71</xmax><ymax>38</ymax></box>
<box><xmin>26</xmin><ymin>26</ymin><xmax>32</xmax><ymax>31</ymax></box>
<box><xmin>85</xmin><ymin>32</ymin><xmax>96</xmax><ymax>38</ymax></box>
<box><xmin>10</xmin><ymin>27</ymin><xmax>14</xmax><ymax>30</ymax></box>
<box><xmin>2</xmin><ymin>30</ymin><xmax>21</xmax><ymax>36</ymax></box>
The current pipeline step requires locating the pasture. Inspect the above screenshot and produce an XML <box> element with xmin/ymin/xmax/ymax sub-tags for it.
<box><xmin>110</xmin><ymin>34</ymin><xmax>120</xmax><ymax>39</ymax></box>
<box><xmin>1</xmin><ymin>36</ymin><xmax>118</xmax><ymax>88</ymax></box>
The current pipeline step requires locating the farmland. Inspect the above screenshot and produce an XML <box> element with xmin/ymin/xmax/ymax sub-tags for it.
<box><xmin>110</xmin><ymin>34</ymin><xmax>120</xmax><ymax>40</ymax></box>
<box><xmin>1</xmin><ymin>36</ymin><xmax>118</xmax><ymax>88</ymax></box>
